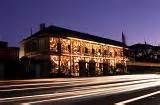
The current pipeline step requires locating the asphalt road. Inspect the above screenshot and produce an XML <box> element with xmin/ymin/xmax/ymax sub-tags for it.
<box><xmin>0</xmin><ymin>74</ymin><xmax>160</xmax><ymax>105</ymax></box>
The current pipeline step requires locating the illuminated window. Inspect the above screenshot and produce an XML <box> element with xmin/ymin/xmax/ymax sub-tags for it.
<box><xmin>72</xmin><ymin>40</ymin><xmax>81</xmax><ymax>55</ymax></box>
<box><xmin>50</xmin><ymin>55</ymin><xmax>59</xmax><ymax>74</ymax></box>
<box><xmin>61</xmin><ymin>38</ymin><xmax>70</xmax><ymax>53</ymax></box>
<box><xmin>50</xmin><ymin>37</ymin><xmax>59</xmax><ymax>52</ymax></box>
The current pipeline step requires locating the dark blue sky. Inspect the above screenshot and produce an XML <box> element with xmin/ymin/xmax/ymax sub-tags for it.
<box><xmin>0</xmin><ymin>0</ymin><xmax>160</xmax><ymax>46</ymax></box>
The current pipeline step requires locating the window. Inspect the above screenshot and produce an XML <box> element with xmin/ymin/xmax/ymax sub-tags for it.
<box><xmin>68</xmin><ymin>45</ymin><xmax>71</xmax><ymax>52</ymax></box>
<box><xmin>92</xmin><ymin>48</ymin><xmax>95</xmax><ymax>54</ymax></box>
<box><xmin>84</xmin><ymin>47</ymin><xmax>88</xmax><ymax>54</ymax></box>
<box><xmin>57</xmin><ymin>43</ymin><xmax>61</xmax><ymax>52</ymax></box>
<box><xmin>103</xmin><ymin>50</ymin><xmax>107</xmax><ymax>55</ymax></box>
<box><xmin>98</xmin><ymin>49</ymin><xmax>101</xmax><ymax>54</ymax></box>
<box><xmin>50</xmin><ymin>37</ymin><xmax>59</xmax><ymax>52</ymax></box>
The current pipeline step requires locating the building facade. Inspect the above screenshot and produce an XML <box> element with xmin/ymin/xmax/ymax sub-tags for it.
<box><xmin>21</xmin><ymin>24</ymin><xmax>127</xmax><ymax>77</ymax></box>
<box><xmin>127</xmin><ymin>43</ymin><xmax>160</xmax><ymax>74</ymax></box>
<box><xmin>0</xmin><ymin>41</ymin><xmax>19</xmax><ymax>79</ymax></box>
<box><xmin>129</xmin><ymin>43</ymin><xmax>160</xmax><ymax>62</ymax></box>
<box><xmin>0</xmin><ymin>41</ymin><xmax>19</xmax><ymax>59</ymax></box>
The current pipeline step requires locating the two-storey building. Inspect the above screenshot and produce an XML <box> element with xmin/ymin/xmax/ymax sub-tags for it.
<box><xmin>20</xmin><ymin>24</ymin><xmax>127</xmax><ymax>77</ymax></box>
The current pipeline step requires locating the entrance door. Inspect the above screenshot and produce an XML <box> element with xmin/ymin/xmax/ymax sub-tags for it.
<box><xmin>35</xmin><ymin>64</ymin><xmax>41</xmax><ymax>78</ymax></box>
<box><xmin>79</xmin><ymin>60</ymin><xmax>87</xmax><ymax>77</ymax></box>
<box><xmin>89</xmin><ymin>60</ymin><xmax>96</xmax><ymax>77</ymax></box>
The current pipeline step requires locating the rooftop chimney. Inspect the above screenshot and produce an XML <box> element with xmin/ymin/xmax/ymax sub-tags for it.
<box><xmin>40</xmin><ymin>23</ymin><xmax>46</xmax><ymax>30</ymax></box>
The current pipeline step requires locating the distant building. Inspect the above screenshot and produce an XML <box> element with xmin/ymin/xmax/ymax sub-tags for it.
<box><xmin>0</xmin><ymin>41</ymin><xmax>20</xmax><ymax>79</ymax></box>
<box><xmin>0</xmin><ymin>41</ymin><xmax>19</xmax><ymax>60</ymax></box>
<box><xmin>127</xmin><ymin>43</ymin><xmax>160</xmax><ymax>74</ymax></box>
<box><xmin>0</xmin><ymin>41</ymin><xmax>7</xmax><ymax>48</ymax></box>
<box><xmin>20</xmin><ymin>24</ymin><xmax>127</xmax><ymax>77</ymax></box>
<box><xmin>129</xmin><ymin>43</ymin><xmax>160</xmax><ymax>62</ymax></box>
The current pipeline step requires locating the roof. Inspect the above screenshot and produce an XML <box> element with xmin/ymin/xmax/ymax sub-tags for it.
<box><xmin>22</xmin><ymin>25</ymin><xmax>126</xmax><ymax>47</ymax></box>
<box><xmin>0</xmin><ymin>41</ymin><xmax>8</xmax><ymax>48</ymax></box>
<box><xmin>129</xmin><ymin>43</ymin><xmax>153</xmax><ymax>49</ymax></box>
<box><xmin>129</xmin><ymin>43</ymin><xmax>160</xmax><ymax>51</ymax></box>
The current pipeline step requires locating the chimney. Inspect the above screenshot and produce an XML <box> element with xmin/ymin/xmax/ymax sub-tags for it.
<box><xmin>40</xmin><ymin>23</ymin><xmax>46</xmax><ymax>30</ymax></box>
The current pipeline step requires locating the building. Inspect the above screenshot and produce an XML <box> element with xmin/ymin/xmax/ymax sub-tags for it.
<box><xmin>0</xmin><ymin>41</ymin><xmax>19</xmax><ymax>60</ymax></box>
<box><xmin>129</xmin><ymin>43</ymin><xmax>160</xmax><ymax>62</ymax></box>
<box><xmin>127</xmin><ymin>43</ymin><xmax>160</xmax><ymax>74</ymax></box>
<box><xmin>20</xmin><ymin>24</ymin><xmax>127</xmax><ymax>77</ymax></box>
<box><xmin>0</xmin><ymin>41</ymin><xmax>19</xmax><ymax>79</ymax></box>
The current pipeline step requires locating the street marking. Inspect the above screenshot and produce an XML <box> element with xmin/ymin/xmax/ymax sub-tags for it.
<box><xmin>115</xmin><ymin>90</ymin><xmax>160</xmax><ymax>105</ymax></box>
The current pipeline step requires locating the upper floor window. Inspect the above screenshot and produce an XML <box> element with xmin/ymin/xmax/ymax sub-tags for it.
<box><xmin>57</xmin><ymin>43</ymin><xmax>61</xmax><ymax>52</ymax></box>
<box><xmin>84</xmin><ymin>47</ymin><xmax>88</xmax><ymax>54</ymax></box>
<box><xmin>103</xmin><ymin>50</ymin><xmax>107</xmax><ymax>55</ymax></box>
<box><xmin>61</xmin><ymin>39</ymin><xmax>70</xmax><ymax>53</ymax></box>
<box><xmin>98</xmin><ymin>49</ymin><xmax>101</xmax><ymax>54</ymax></box>
<box><xmin>72</xmin><ymin>40</ymin><xmax>81</xmax><ymax>54</ymax></box>
<box><xmin>50</xmin><ymin>37</ymin><xmax>59</xmax><ymax>52</ymax></box>
<box><xmin>114</xmin><ymin>51</ymin><xmax>118</xmax><ymax>57</ymax></box>
<box><xmin>92</xmin><ymin>48</ymin><xmax>95</xmax><ymax>54</ymax></box>
<box><xmin>68</xmin><ymin>45</ymin><xmax>71</xmax><ymax>52</ymax></box>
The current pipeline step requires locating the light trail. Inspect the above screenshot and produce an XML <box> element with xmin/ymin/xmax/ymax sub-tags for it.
<box><xmin>1</xmin><ymin>74</ymin><xmax>159</xmax><ymax>89</ymax></box>
<box><xmin>1</xmin><ymin>74</ymin><xmax>160</xmax><ymax>105</ymax></box>
<box><xmin>20</xmin><ymin>80</ymin><xmax>160</xmax><ymax>105</ymax></box>
<box><xmin>0</xmin><ymin>78</ymin><xmax>159</xmax><ymax>92</ymax></box>
<box><xmin>115</xmin><ymin>90</ymin><xmax>160</xmax><ymax>105</ymax></box>
<box><xmin>0</xmin><ymin>79</ymin><xmax>160</xmax><ymax>103</ymax></box>
<box><xmin>0</xmin><ymin>81</ymin><xmax>78</xmax><ymax>89</ymax></box>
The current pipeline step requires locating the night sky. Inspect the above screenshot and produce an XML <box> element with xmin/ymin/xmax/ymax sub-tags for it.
<box><xmin>0</xmin><ymin>0</ymin><xmax>160</xmax><ymax>47</ymax></box>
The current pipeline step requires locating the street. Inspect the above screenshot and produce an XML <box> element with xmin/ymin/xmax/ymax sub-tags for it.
<box><xmin>0</xmin><ymin>74</ymin><xmax>160</xmax><ymax>105</ymax></box>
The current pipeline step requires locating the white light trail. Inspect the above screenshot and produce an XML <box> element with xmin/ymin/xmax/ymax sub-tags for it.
<box><xmin>1</xmin><ymin>74</ymin><xmax>159</xmax><ymax>90</ymax></box>
<box><xmin>115</xmin><ymin>90</ymin><xmax>160</xmax><ymax>105</ymax></box>
<box><xmin>21</xmin><ymin>80</ymin><xmax>160</xmax><ymax>105</ymax></box>
<box><xmin>0</xmin><ymin>74</ymin><xmax>160</xmax><ymax>105</ymax></box>
<box><xmin>0</xmin><ymin>79</ymin><xmax>159</xmax><ymax>103</ymax></box>
<box><xmin>0</xmin><ymin>78</ymin><xmax>159</xmax><ymax>92</ymax></box>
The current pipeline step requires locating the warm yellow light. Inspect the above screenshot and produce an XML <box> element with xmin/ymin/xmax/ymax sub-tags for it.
<box><xmin>67</xmin><ymin>37</ymin><xmax>123</xmax><ymax>49</ymax></box>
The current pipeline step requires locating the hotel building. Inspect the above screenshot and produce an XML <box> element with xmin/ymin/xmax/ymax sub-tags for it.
<box><xmin>20</xmin><ymin>24</ymin><xmax>127</xmax><ymax>77</ymax></box>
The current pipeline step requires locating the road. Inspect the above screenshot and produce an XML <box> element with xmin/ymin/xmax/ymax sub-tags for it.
<box><xmin>0</xmin><ymin>74</ymin><xmax>160</xmax><ymax>105</ymax></box>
